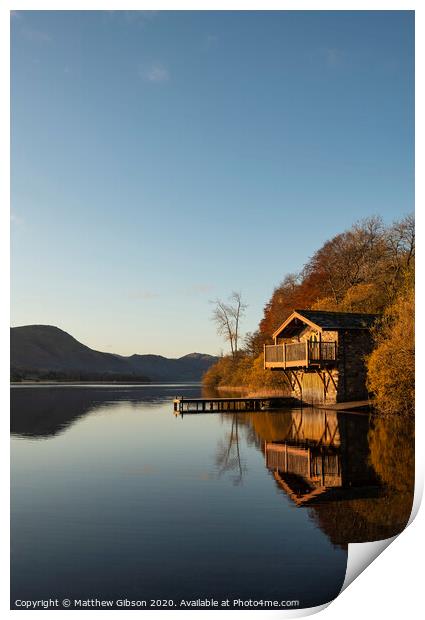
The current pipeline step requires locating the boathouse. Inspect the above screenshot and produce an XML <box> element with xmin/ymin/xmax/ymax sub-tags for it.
<box><xmin>264</xmin><ymin>310</ymin><xmax>378</xmax><ymax>403</ymax></box>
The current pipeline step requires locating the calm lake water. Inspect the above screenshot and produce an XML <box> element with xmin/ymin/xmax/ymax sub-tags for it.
<box><xmin>10</xmin><ymin>385</ymin><xmax>414</xmax><ymax>610</ymax></box>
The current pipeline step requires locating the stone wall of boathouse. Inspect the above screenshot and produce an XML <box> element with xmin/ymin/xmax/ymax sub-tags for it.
<box><xmin>280</xmin><ymin>329</ymin><xmax>373</xmax><ymax>404</ymax></box>
<box><xmin>336</xmin><ymin>329</ymin><xmax>374</xmax><ymax>402</ymax></box>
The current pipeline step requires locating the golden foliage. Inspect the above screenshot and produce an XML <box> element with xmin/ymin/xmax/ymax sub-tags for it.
<box><xmin>203</xmin><ymin>352</ymin><xmax>291</xmax><ymax>393</ymax></box>
<box><xmin>366</xmin><ymin>282</ymin><xmax>414</xmax><ymax>416</ymax></box>
<box><xmin>313</xmin><ymin>283</ymin><xmax>388</xmax><ymax>314</ymax></box>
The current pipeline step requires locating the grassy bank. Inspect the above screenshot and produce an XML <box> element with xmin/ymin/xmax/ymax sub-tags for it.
<box><xmin>203</xmin><ymin>352</ymin><xmax>293</xmax><ymax>397</ymax></box>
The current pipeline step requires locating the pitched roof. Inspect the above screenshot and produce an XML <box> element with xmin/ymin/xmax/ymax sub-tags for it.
<box><xmin>273</xmin><ymin>309</ymin><xmax>379</xmax><ymax>339</ymax></box>
<box><xmin>294</xmin><ymin>309</ymin><xmax>379</xmax><ymax>330</ymax></box>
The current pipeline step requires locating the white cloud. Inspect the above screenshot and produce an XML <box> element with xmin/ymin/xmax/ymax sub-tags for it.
<box><xmin>143</xmin><ymin>62</ymin><xmax>169</xmax><ymax>83</ymax></box>
<box><xmin>203</xmin><ymin>34</ymin><xmax>218</xmax><ymax>51</ymax></box>
<box><xmin>325</xmin><ymin>48</ymin><xmax>345</xmax><ymax>67</ymax></box>
<box><xmin>11</xmin><ymin>212</ymin><xmax>24</xmax><ymax>226</ymax></box>
<box><xmin>188</xmin><ymin>284</ymin><xmax>214</xmax><ymax>295</ymax></box>
<box><xmin>20</xmin><ymin>27</ymin><xmax>52</xmax><ymax>43</ymax></box>
<box><xmin>129</xmin><ymin>290</ymin><xmax>160</xmax><ymax>301</ymax></box>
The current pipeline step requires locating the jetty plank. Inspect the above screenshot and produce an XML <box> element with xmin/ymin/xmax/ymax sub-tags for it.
<box><xmin>173</xmin><ymin>396</ymin><xmax>298</xmax><ymax>414</ymax></box>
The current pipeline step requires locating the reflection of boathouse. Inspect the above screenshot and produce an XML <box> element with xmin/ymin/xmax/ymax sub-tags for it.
<box><xmin>264</xmin><ymin>310</ymin><xmax>378</xmax><ymax>403</ymax></box>
<box><xmin>264</xmin><ymin>410</ymin><xmax>379</xmax><ymax>506</ymax></box>
<box><xmin>230</xmin><ymin>408</ymin><xmax>413</xmax><ymax>546</ymax></box>
<box><xmin>265</xmin><ymin>444</ymin><xmax>342</xmax><ymax>499</ymax></box>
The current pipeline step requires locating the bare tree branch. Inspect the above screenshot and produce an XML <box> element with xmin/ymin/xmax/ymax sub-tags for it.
<box><xmin>211</xmin><ymin>292</ymin><xmax>247</xmax><ymax>356</ymax></box>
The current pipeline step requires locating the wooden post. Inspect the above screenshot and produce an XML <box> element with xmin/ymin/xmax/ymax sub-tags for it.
<box><xmin>319</xmin><ymin>333</ymin><xmax>322</xmax><ymax>367</ymax></box>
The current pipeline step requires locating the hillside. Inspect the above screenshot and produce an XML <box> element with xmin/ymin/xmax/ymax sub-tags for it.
<box><xmin>11</xmin><ymin>325</ymin><xmax>217</xmax><ymax>382</ymax></box>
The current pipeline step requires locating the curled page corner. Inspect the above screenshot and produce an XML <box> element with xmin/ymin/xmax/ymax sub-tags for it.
<box><xmin>340</xmin><ymin>478</ymin><xmax>423</xmax><ymax>595</ymax></box>
<box><xmin>340</xmin><ymin>535</ymin><xmax>398</xmax><ymax>594</ymax></box>
<box><xmin>286</xmin><ymin>532</ymin><xmax>407</xmax><ymax>616</ymax></box>
<box><xmin>407</xmin><ymin>477</ymin><xmax>423</xmax><ymax>527</ymax></box>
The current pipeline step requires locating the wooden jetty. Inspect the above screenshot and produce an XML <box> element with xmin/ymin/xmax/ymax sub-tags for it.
<box><xmin>173</xmin><ymin>396</ymin><xmax>298</xmax><ymax>414</ymax></box>
<box><xmin>173</xmin><ymin>396</ymin><xmax>371</xmax><ymax>415</ymax></box>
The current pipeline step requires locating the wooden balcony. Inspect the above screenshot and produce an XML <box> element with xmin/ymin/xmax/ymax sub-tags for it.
<box><xmin>264</xmin><ymin>341</ymin><xmax>337</xmax><ymax>370</ymax></box>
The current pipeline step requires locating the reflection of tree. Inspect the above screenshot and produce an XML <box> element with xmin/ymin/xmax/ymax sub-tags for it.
<box><xmin>368</xmin><ymin>415</ymin><xmax>414</xmax><ymax>494</ymax></box>
<box><xmin>215</xmin><ymin>414</ymin><xmax>246</xmax><ymax>485</ymax></box>
<box><xmin>360</xmin><ymin>414</ymin><xmax>415</xmax><ymax>530</ymax></box>
<box><xmin>307</xmin><ymin>414</ymin><xmax>415</xmax><ymax>546</ymax></box>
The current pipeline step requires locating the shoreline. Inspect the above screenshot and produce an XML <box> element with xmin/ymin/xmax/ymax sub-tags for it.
<box><xmin>211</xmin><ymin>385</ymin><xmax>293</xmax><ymax>398</ymax></box>
<box><xmin>10</xmin><ymin>380</ymin><xmax>202</xmax><ymax>386</ymax></box>
<box><xmin>207</xmin><ymin>385</ymin><xmax>373</xmax><ymax>412</ymax></box>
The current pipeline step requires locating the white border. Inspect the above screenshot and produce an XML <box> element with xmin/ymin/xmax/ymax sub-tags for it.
<box><xmin>2</xmin><ymin>2</ymin><xmax>423</xmax><ymax>618</ymax></box>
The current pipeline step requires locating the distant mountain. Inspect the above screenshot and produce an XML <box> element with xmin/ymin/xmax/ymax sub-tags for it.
<box><xmin>10</xmin><ymin>325</ymin><xmax>218</xmax><ymax>382</ymax></box>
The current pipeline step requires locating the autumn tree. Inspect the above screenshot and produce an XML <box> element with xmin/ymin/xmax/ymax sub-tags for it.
<box><xmin>366</xmin><ymin>276</ymin><xmax>414</xmax><ymax>416</ymax></box>
<box><xmin>305</xmin><ymin>216</ymin><xmax>387</xmax><ymax>307</ymax></box>
<box><xmin>258</xmin><ymin>215</ymin><xmax>415</xmax><ymax>339</ymax></box>
<box><xmin>243</xmin><ymin>330</ymin><xmax>267</xmax><ymax>357</ymax></box>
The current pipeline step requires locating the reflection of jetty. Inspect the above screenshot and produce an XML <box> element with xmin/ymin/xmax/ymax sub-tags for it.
<box><xmin>173</xmin><ymin>396</ymin><xmax>298</xmax><ymax>414</ymax></box>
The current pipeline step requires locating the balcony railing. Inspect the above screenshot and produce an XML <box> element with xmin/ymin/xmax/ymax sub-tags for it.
<box><xmin>264</xmin><ymin>341</ymin><xmax>337</xmax><ymax>369</ymax></box>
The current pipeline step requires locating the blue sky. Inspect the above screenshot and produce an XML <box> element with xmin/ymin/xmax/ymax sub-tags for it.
<box><xmin>11</xmin><ymin>10</ymin><xmax>414</xmax><ymax>357</ymax></box>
